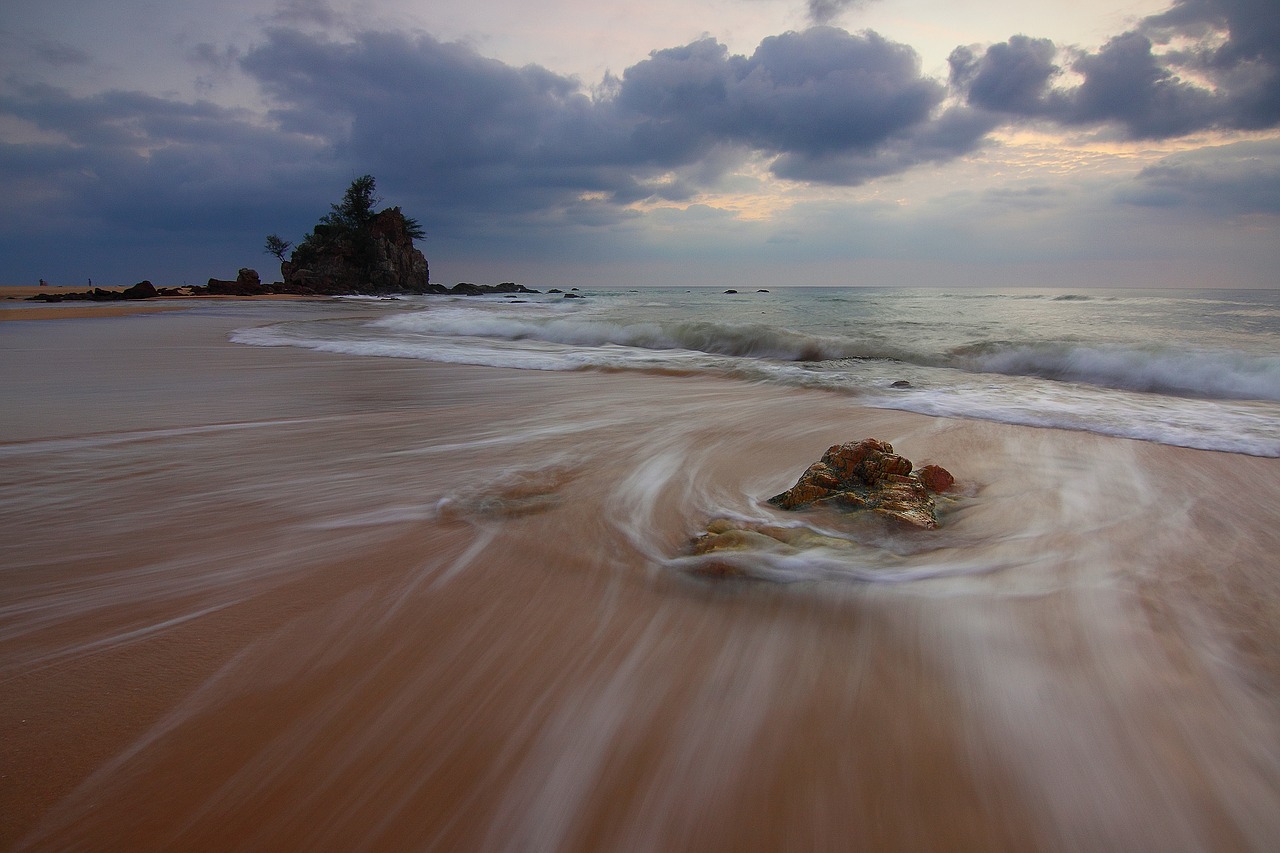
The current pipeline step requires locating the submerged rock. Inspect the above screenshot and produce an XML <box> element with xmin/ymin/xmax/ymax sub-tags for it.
<box><xmin>768</xmin><ymin>438</ymin><xmax>952</xmax><ymax>529</ymax></box>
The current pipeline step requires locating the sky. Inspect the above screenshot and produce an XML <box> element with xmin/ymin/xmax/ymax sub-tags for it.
<box><xmin>1</xmin><ymin>0</ymin><xmax>1277</xmax><ymax>289</ymax></box>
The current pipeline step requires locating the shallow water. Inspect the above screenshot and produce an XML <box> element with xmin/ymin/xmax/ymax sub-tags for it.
<box><xmin>234</xmin><ymin>287</ymin><xmax>1280</xmax><ymax>456</ymax></box>
<box><xmin>3</xmin><ymin>304</ymin><xmax>1280</xmax><ymax>850</ymax></box>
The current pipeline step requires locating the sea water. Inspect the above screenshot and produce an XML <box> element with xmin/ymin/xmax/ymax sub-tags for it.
<box><xmin>233</xmin><ymin>287</ymin><xmax>1280</xmax><ymax>457</ymax></box>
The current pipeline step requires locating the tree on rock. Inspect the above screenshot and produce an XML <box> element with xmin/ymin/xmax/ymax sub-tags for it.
<box><xmin>272</xmin><ymin>175</ymin><xmax>430</xmax><ymax>295</ymax></box>
<box><xmin>324</xmin><ymin>174</ymin><xmax>380</xmax><ymax>230</ymax></box>
<box><xmin>264</xmin><ymin>234</ymin><xmax>293</xmax><ymax>262</ymax></box>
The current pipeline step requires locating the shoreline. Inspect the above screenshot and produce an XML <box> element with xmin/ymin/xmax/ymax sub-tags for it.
<box><xmin>3</xmin><ymin>302</ymin><xmax>1279</xmax><ymax>849</ymax></box>
<box><xmin>0</xmin><ymin>286</ymin><xmax>325</xmax><ymax>322</ymax></box>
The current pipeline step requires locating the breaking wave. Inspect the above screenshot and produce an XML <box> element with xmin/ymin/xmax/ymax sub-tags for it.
<box><xmin>373</xmin><ymin>308</ymin><xmax>889</xmax><ymax>363</ymax></box>
<box><xmin>952</xmin><ymin>343</ymin><xmax>1280</xmax><ymax>402</ymax></box>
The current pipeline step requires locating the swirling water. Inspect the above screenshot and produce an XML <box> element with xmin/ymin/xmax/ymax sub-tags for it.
<box><xmin>233</xmin><ymin>287</ymin><xmax>1280</xmax><ymax>456</ymax></box>
<box><xmin>5</xmin><ymin>294</ymin><xmax>1280</xmax><ymax>850</ymax></box>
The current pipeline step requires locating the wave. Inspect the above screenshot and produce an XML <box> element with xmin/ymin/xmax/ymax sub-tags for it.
<box><xmin>374</xmin><ymin>308</ymin><xmax>890</xmax><ymax>363</ymax></box>
<box><xmin>231</xmin><ymin>316</ymin><xmax>1280</xmax><ymax>458</ymax></box>
<box><xmin>245</xmin><ymin>304</ymin><xmax>1280</xmax><ymax>405</ymax></box>
<box><xmin>950</xmin><ymin>343</ymin><xmax>1280</xmax><ymax>402</ymax></box>
<box><xmin>866</xmin><ymin>385</ymin><xmax>1280</xmax><ymax>457</ymax></box>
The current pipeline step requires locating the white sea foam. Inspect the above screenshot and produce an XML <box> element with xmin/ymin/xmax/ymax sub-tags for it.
<box><xmin>955</xmin><ymin>343</ymin><xmax>1280</xmax><ymax>402</ymax></box>
<box><xmin>374</xmin><ymin>307</ymin><xmax>882</xmax><ymax>362</ymax></box>
<box><xmin>229</xmin><ymin>288</ymin><xmax>1280</xmax><ymax>458</ymax></box>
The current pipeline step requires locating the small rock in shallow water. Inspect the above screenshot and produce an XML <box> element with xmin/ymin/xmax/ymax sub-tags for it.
<box><xmin>767</xmin><ymin>438</ymin><xmax>950</xmax><ymax>529</ymax></box>
<box><xmin>918</xmin><ymin>464</ymin><xmax>955</xmax><ymax>493</ymax></box>
<box><xmin>687</xmin><ymin>439</ymin><xmax>959</xmax><ymax>570</ymax></box>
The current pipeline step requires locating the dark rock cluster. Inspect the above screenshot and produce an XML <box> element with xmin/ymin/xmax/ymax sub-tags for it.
<box><xmin>28</xmin><ymin>280</ymin><xmax>167</xmax><ymax>302</ymax></box>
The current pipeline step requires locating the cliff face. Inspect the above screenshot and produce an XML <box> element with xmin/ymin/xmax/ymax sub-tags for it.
<box><xmin>282</xmin><ymin>207</ymin><xmax>429</xmax><ymax>295</ymax></box>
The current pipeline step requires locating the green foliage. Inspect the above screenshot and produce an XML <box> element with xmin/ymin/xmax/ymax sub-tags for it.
<box><xmin>264</xmin><ymin>233</ymin><xmax>293</xmax><ymax>262</ymax></box>
<box><xmin>402</xmin><ymin>214</ymin><xmax>426</xmax><ymax>241</ymax></box>
<box><xmin>287</xmin><ymin>174</ymin><xmax>423</xmax><ymax>266</ymax></box>
<box><xmin>325</xmin><ymin>174</ymin><xmax>381</xmax><ymax>230</ymax></box>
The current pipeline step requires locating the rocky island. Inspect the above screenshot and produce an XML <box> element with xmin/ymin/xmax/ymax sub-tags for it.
<box><xmin>27</xmin><ymin>175</ymin><xmax>541</xmax><ymax>301</ymax></box>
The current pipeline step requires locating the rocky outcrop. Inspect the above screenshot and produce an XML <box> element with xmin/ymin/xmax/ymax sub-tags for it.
<box><xmin>281</xmin><ymin>207</ymin><xmax>430</xmax><ymax>295</ymax></box>
<box><xmin>438</xmin><ymin>281</ymin><xmax>539</xmax><ymax>296</ymax></box>
<box><xmin>28</xmin><ymin>281</ymin><xmax>158</xmax><ymax>302</ymax></box>
<box><xmin>206</xmin><ymin>268</ymin><xmax>269</xmax><ymax>296</ymax></box>
<box><xmin>767</xmin><ymin>438</ymin><xmax>952</xmax><ymax>529</ymax></box>
<box><xmin>689</xmin><ymin>440</ymin><xmax>956</xmax><ymax>575</ymax></box>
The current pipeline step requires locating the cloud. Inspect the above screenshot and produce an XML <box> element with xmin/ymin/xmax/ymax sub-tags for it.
<box><xmin>949</xmin><ymin>36</ymin><xmax>1060</xmax><ymax>116</ymax></box>
<box><xmin>949</xmin><ymin>0</ymin><xmax>1280</xmax><ymax>139</ymax></box>
<box><xmin>1119</xmin><ymin>140</ymin><xmax>1280</xmax><ymax>215</ymax></box>
<box><xmin>0</xmin><ymin>80</ymin><xmax>333</xmax><ymax>240</ymax></box>
<box><xmin>270</xmin><ymin>0</ymin><xmax>340</xmax><ymax>28</ymax></box>
<box><xmin>4</xmin><ymin>6</ymin><xmax>1273</xmax><ymax>287</ymax></box>
<box><xmin>234</xmin><ymin>23</ymin><xmax>983</xmax><ymax>225</ymax></box>
<box><xmin>806</xmin><ymin>0</ymin><xmax>868</xmax><ymax>26</ymax></box>
<box><xmin>618</xmin><ymin>28</ymin><xmax>948</xmax><ymax>160</ymax></box>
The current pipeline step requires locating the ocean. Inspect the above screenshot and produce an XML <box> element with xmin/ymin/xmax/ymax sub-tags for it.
<box><xmin>232</xmin><ymin>286</ymin><xmax>1280</xmax><ymax>457</ymax></box>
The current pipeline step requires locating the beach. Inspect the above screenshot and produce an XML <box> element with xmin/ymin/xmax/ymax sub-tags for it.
<box><xmin>3</xmin><ymin>299</ymin><xmax>1280</xmax><ymax>850</ymax></box>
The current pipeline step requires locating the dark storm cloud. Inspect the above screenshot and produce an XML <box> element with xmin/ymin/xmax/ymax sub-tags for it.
<box><xmin>619</xmin><ymin>28</ymin><xmax>945</xmax><ymax>158</ymax></box>
<box><xmin>235</xmin><ymin>23</ymin><xmax>977</xmax><ymax>219</ymax></box>
<box><xmin>0</xmin><ymin>81</ymin><xmax>331</xmax><ymax>238</ymax></box>
<box><xmin>240</xmin><ymin>27</ymin><xmax>648</xmax><ymax>224</ymax></box>
<box><xmin>949</xmin><ymin>0</ymin><xmax>1280</xmax><ymax>138</ymax></box>
<box><xmin>1119</xmin><ymin>140</ymin><xmax>1280</xmax><ymax>215</ymax></box>
<box><xmin>770</xmin><ymin>105</ymin><xmax>998</xmax><ymax>183</ymax></box>
<box><xmin>6</xmin><ymin>2</ymin><xmax>1275</xmax><ymax>286</ymax></box>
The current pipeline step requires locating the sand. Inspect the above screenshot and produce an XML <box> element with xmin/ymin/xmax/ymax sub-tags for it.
<box><xmin>0</xmin><ymin>286</ymin><xmax>313</xmax><ymax>322</ymax></box>
<box><xmin>2</xmin><ymin>303</ymin><xmax>1279</xmax><ymax>851</ymax></box>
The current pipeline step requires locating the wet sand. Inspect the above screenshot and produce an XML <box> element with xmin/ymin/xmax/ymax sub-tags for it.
<box><xmin>2</xmin><ymin>304</ymin><xmax>1279</xmax><ymax>850</ymax></box>
<box><xmin>0</xmin><ymin>286</ymin><xmax>312</xmax><ymax>322</ymax></box>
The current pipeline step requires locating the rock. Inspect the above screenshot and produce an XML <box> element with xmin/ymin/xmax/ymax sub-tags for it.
<box><xmin>548</xmin><ymin>288</ymin><xmax>563</xmax><ymax>293</ymax></box>
<box><xmin>121</xmin><ymin>280</ymin><xmax>158</xmax><ymax>299</ymax></box>
<box><xmin>890</xmin><ymin>380</ymin><xmax>912</xmax><ymax>388</ymax></box>
<box><xmin>724</xmin><ymin>289</ymin><xmax>739</xmax><ymax>294</ymax></box>
<box><xmin>918</xmin><ymin>464</ymin><xmax>955</xmax><ymax>493</ymax></box>
<box><xmin>563</xmin><ymin>292</ymin><xmax>583</xmax><ymax>299</ymax></box>
<box><xmin>767</xmin><ymin>438</ymin><xmax>943</xmax><ymax>529</ymax></box>
<box><xmin>282</xmin><ymin>207</ymin><xmax>430</xmax><ymax>295</ymax></box>
<box><xmin>443</xmin><ymin>282</ymin><xmax>540</xmax><ymax>296</ymax></box>
<box><xmin>757</xmin><ymin>289</ymin><xmax>770</xmax><ymax>293</ymax></box>
<box><xmin>205</xmin><ymin>268</ymin><xmax>270</xmax><ymax>296</ymax></box>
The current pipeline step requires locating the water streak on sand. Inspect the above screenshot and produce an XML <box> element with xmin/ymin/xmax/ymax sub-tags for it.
<box><xmin>3</xmin><ymin>303</ymin><xmax>1280</xmax><ymax>850</ymax></box>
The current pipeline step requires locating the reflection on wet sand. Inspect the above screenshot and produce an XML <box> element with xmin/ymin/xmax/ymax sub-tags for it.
<box><xmin>2</xmin><ymin>309</ymin><xmax>1279</xmax><ymax>850</ymax></box>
